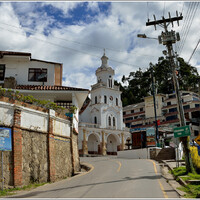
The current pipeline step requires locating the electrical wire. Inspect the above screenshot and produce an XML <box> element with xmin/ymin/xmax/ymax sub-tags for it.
<box><xmin>163</xmin><ymin>2</ymin><xmax>165</xmax><ymax>17</ymax></box>
<box><xmin>0</xmin><ymin>21</ymin><xmax>158</xmax><ymax>59</ymax></box>
<box><xmin>0</xmin><ymin>25</ymin><xmax>145</xmax><ymax>69</ymax></box>
<box><xmin>188</xmin><ymin>38</ymin><xmax>200</xmax><ymax>63</ymax></box>
<box><xmin>177</xmin><ymin>2</ymin><xmax>199</xmax><ymax>56</ymax></box>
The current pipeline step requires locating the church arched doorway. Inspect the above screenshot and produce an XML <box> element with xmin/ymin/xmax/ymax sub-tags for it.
<box><xmin>106</xmin><ymin>134</ymin><xmax>118</xmax><ymax>155</ymax></box>
<box><xmin>88</xmin><ymin>134</ymin><xmax>100</xmax><ymax>154</ymax></box>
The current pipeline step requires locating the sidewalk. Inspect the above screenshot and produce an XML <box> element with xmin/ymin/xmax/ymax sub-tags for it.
<box><xmin>160</xmin><ymin>159</ymin><xmax>187</xmax><ymax>198</ymax></box>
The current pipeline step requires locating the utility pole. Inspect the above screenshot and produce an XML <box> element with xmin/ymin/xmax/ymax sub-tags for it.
<box><xmin>150</xmin><ymin>68</ymin><xmax>159</xmax><ymax>146</ymax></box>
<box><xmin>146</xmin><ymin>12</ymin><xmax>194</xmax><ymax>173</ymax></box>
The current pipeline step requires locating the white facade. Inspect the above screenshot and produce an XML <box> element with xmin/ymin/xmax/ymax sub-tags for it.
<box><xmin>0</xmin><ymin>52</ymin><xmax>61</xmax><ymax>86</ymax></box>
<box><xmin>0</xmin><ymin>51</ymin><xmax>89</xmax><ymax>134</ymax></box>
<box><xmin>79</xmin><ymin>53</ymin><xmax>130</xmax><ymax>155</ymax></box>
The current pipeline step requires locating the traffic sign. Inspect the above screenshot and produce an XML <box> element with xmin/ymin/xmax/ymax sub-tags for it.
<box><xmin>0</xmin><ymin>128</ymin><xmax>12</xmax><ymax>151</ymax></box>
<box><xmin>194</xmin><ymin>135</ymin><xmax>200</xmax><ymax>146</ymax></box>
<box><xmin>174</xmin><ymin>125</ymin><xmax>191</xmax><ymax>138</ymax></box>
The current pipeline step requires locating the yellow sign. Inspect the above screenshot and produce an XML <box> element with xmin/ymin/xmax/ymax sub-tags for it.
<box><xmin>194</xmin><ymin>135</ymin><xmax>200</xmax><ymax>146</ymax></box>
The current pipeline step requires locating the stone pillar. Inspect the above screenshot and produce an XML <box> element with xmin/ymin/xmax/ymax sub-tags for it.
<box><xmin>48</xmin><ymin>115</ymin><xmax>56</xmax><ymax>182</ymax></box>
<box><xmin>101</xmin><ymin>131</ymin><xmax>107</xmax><ymax>156</ymax></box>
<box><xmin>13</xmin><ymin>108</ymin><xmax>23</xmax><ymax>187</ymax></box>
<box><xmin>82</xmin><ymin>129</ymin><xmax>88</xmax><ymax>155</ymax></box>
<box><xmin>121</xmin><ymin>133</ymin><xmax>125</xmax><ymax>151</ymax></box>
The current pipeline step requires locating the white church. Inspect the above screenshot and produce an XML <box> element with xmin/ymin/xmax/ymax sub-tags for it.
<box><xmin>78</xmin><ymin>52</ymin><xmax>130</xmax><ymax>156</ymax></box>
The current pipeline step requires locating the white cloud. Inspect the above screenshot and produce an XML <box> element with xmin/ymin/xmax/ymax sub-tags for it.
<box><xmin>0</xmin><ymin>1</ymin><xmax>199</xmax><ymax>92</ymax></box>
<box><xmin>42</xmin><ymin>2</ymin><xmax>80</xmax><ymax>16</ymax></box>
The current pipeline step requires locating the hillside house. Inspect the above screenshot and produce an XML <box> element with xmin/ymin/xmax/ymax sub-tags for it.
<box><xmin>0</xmin><ymin>51</ymin><xmax>89</xmax><ymax>132</ymax></box>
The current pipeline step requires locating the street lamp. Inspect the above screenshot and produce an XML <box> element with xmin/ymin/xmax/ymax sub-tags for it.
<box><xmin>137</xmin><ymin>33</ymin><xmax>159</xmax><ymax>146</ymax></box>
<box><xmin>137</xmin><ymin>34</ymin><xmax>158</xmax><ymax>40</ymax></box>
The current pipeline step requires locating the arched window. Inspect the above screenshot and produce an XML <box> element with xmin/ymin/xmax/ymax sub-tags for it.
<box><xmin>95</xmin><ymin>96</ymin><xmax>97</xmax><ymax>104</ymax></box>
<box><xmin>108</xmin><ymin>79</ymin><xmax>112</xmax><ymax>88</ymax></box>
<box><xmin>108</xmin><ymin>116</ymin><xmax>111</xmax><ymax>126</ymax></box>
<box><xmin>94</xmin><ymin>116</ymin><xmax>97</xmax><ymax>124</ymax></box>
<box><xmin>104</xmin><ymin>95</ymin><xmax>107</xmax><ymax>104</ymax></box>
<box><xmin>113</xmin><ymin>117</ymin><xmax>116</xmax><ymax>126</ymax></box>
<box><xmin>116</xmin><ymin>98</ymin><xmax>118</xmax><ymax>106</ymax></box>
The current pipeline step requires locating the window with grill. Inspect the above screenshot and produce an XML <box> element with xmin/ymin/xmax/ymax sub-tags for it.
<box><xmin>108</xmin><ymin>116</ymin><xmax>111</xmax><ymax>126</ymax></box>
<box><xmin>113</xmin><ymin>117</ymin><xmax>116</xmax><ymax>126</ymax></box>
<box><xmin>169</xmin><ymin>107</ymin><xmax>177</xmax><ymax>112</ymax></box>
<box><xmin>94</xmin><ymin>116</ymin><xmax>97</xmax><ymax>124</ymax></box>
<box><xmin>28</xmin><ymin>68</ymin><xmax>47</xmax><ymax>82</ymax></box>
<box><xmin>108</xmin><ymin>79</ymin><xmax>112</xmax><ymax>88</ymax></box>
<box><xmin>55</xmin><ymin>101</ymin><xmax>72</xmax><ymax>109</ymax></box>
<box><xmin>0</xmin><ymin>64</ymin><xmax>5</xmax><ymax>81</ymax></box>
<box><xmin>95</xmin><ymin>96</ymin><xmax>97</xmax><ymax>104</ymax></box>
<box><xmin>183</xmin><ymin>105</ymin><xmax>190</xmax><ymax>110</ymax></box>
<box><xmin>116</xmin><ymin>98</ymin><xmax>118</xmax><ymax>106</ymax></box>
<box><xmin>104</xmin><ymin>95</ymin><xmax>107</xmax><ymax>104</ymax></box>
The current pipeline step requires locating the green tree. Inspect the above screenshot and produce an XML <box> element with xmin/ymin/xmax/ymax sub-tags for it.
<box><xmin>120</xmin><ymin>56</ymin><xmax>200</xmax><ymax>106</ymax></box>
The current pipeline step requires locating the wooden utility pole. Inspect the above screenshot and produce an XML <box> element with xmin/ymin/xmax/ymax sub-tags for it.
<box><xmin>146</xmin><ymin>12</ymin><xmax>195</xmax><ymax>173</ymax></box>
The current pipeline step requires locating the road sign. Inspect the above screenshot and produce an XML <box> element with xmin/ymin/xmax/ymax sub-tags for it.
<box><xmin>194</xmin><ymin>135</ymin><xmax>200</xmax><ymax>146</ymax></box>
<box><xmin>174</xmin><ymin>125</ymin><xmax>191</xmax><ymax>138</ymax></box>
<box><xmin>146</xmin><ymin>127</ymin><xmax>155</xmax><ymax>136</ymax></box>
<box><xmin>0</xmin><ymin>128</ymin><xmax>12</xmax><ymax>151</ymax></box>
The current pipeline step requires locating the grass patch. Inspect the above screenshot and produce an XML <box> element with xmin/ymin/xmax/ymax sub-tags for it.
<box><xmin>171</xmin><ymin>166</ymin><xmax>187</xmax><ymax>176</ymax></box>
<box><xmin>172</xmin><ymin>167</ymin><xmax>200</xmax><ymax>198</ymax></box>
<box><xmin>0</xmin><ymin>182</ymin><xmax>47</xmax><ymax>197</ymax></box>
<box><xmin>188</xmin><ymin>173</ymin><xmax>200</xmax><ymax>180</ymax></box>
<box><xmin>178</xmin><ymin>184</ymin><xmax>200</xmax><ymax>198</ymax></box>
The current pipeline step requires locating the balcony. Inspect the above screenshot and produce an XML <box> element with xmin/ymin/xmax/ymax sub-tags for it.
<box><xmin>79</xmin><ymin>122</ymin><xmax>130</xmax><ymax>132</ymax></box>
<box><xmin>79</xmin><ymin>122</ymin><xmax>100</xmax><ymax>128</ymax></box>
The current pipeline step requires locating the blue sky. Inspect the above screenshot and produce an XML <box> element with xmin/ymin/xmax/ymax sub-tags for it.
<box><xmin>0</xmin><ymin>2</ymin><xmax>199</xmax><ymax>89</ymax></box>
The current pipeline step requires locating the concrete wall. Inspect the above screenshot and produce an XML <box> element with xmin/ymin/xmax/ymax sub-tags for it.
<box><xmin>117</xmin><ymin>149</ymin><xmax>149</xmax><ymax>159</ymax></box>
<box><xmin>0</xmin><ymin>97</ymin><xmax>80</xmax><ymax>188</ymax></box>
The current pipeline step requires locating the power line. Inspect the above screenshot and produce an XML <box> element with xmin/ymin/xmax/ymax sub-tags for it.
<box><xmin>0</xmin><ymin>25</ymin><xmax>144</xmax><ymax>69</ymax></box>
<box><xmin>163</xmin><ymin>2</ymin><xmax>165</xmax><ymax>17</ymax></box>
<box><xmin>177</xmin><ymin>2</ymin><xmax>199</xmax><ymax>55</ymax></box>
<box><xmin>188</xmin><ymin>38</ymin><xmax>200</xmax><ymax>63</ymax></box>
<box><xmin>0</xmin><ymin>21</ymin><xmax>158</xmax><ymax>59</ymax></box>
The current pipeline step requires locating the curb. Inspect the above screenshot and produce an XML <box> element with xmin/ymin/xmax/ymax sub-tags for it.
<box><xmin>161</xmin><ymin>160</ymin><xmax>187</xmax><ymax>197</ymax></box>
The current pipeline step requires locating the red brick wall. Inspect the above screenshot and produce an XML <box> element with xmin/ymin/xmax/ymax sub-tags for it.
<box><xmin>48</xmin><ymin>117</ymin><xmax>56</xmax><ymax>182</ymax></box>
<box><xmin>13</xmin><ymin>109</ymin><xmax>23</xmax><ymax>186</ymax></box>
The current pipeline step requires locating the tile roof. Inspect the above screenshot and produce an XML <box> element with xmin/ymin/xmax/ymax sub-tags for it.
<box><xmin>0</xmin><ymin>51</ymin><xmax>31</xmax><ymax>57</ymax></box>
<box><xmin>16</xmin><ymin>85</ymin><xmax>89</xmax><ymax>92</ymax></box>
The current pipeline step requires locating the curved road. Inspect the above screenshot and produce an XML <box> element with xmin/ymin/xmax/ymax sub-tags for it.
<box><xmin>10</xmin><ymin>156</ymin><xmax>179</xmax><ymax>198</ymax></box>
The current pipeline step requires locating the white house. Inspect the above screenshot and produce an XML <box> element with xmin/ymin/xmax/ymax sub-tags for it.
<box><xmin>0</xmin><ymin>51</ymin><xmax>89</xmax><ymax>132</ymax></box>
<box><xmin>79</xmin><ymin>53</ymin><xmax>130</xmax><ymax>155</ymax></box>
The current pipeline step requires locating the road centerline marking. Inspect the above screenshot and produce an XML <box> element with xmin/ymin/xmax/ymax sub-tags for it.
<box><xmin>116</xmin><ymin>160</ymin><xmax>122</xmax><ymax>172</ymax></box>
<box><xmin>111</xmin><ymin>159</ymin><xmax>122</xmax><ymax>172</ymax></box>
<box><xmin>149</xmin><ymin>160</ymin><xmax>168</xmax><ymax>199</ymax></box>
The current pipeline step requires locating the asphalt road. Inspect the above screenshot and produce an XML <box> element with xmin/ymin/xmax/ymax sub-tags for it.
<box><xmin>10</xmin><ymin>156</ymin><xmax>180</xmax><ymax>198</ymax></box>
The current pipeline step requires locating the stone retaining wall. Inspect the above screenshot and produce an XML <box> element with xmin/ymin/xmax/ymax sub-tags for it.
<box><xmin>0</xmin><ymin>98</ymin><xmax>80</xmax><ymax>188</ymax></box>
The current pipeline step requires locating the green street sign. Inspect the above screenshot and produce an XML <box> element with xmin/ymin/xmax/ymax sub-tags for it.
<box><xmin>174</xmin><ymin>125</ymin><xmax>191</xmax><ymax>138</ymax></box>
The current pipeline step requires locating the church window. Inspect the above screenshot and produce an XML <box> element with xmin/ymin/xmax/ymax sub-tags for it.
<box><xmin>94</xmin><ymin>116</ymin><xmax>97</xmax><ymax>124</ymax></box>
<box><xmin>104</xmin><ymin>95</ymin><xmax>107</xmax><ymax>104</ymax></box>
<box><xmin>116</xmin><ymin>98</ymin><xmax>118</xmax><ymax>106</ymax></box>
<box><xmin>113</xmin><ymin>117</ymin><xmax>116</xmax><ymax>126</ymax></box>
<box><xmin>95</xmin><ymin>96</ymin><xmax>97</xmax><ymax>104</ymax></box>
<box><xmin>108</xmin><ymin>116</ymin><xmax>111</xmax><ymax>126</ymax></box>
<box><xmin>108</xmin><ymin>79</ymin><xmax>112</xmax><ymax>88</ymax></box>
